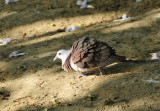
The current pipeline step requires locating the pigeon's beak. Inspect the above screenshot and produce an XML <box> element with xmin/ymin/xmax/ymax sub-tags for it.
<box><xmin>53</xmin><ymin>56</ymin><xmax>58</xmax><ymax>61</ymax></box>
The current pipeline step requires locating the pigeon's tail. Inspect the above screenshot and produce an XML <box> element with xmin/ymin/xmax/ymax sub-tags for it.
<box><xmin>110</xmin><ymin>55</ymin><xmax>126</xmax><ymax>63</ymax></box>
<box><xmin>118</xmin><ymin>56</ymin><xmax>126</xmax><ymax>62</ymax></box>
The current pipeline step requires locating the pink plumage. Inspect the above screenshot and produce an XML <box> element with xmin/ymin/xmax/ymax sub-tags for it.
<box><xmin>54</xmin><ymin>37</ymin><xmax>126</xmax><ymax>76</ymax></box>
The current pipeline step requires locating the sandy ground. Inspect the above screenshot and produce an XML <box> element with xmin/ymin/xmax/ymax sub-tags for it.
<box><xmin>0</xmin><ymin>0</ymin><xmax>160</xmax><ymax>111</ymax></box>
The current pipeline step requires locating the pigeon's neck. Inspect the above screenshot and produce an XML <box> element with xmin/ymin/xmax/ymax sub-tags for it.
<box><xmin>61</xmin><ymin>50</ymin><xmax>70</xmax><ymax>65</ymax></box>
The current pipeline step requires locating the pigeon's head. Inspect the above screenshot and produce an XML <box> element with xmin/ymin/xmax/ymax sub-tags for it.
<box><xmin>53</xmin><ymin>49</ymin><xmax>69</xmax><ymax>61</ymax></box>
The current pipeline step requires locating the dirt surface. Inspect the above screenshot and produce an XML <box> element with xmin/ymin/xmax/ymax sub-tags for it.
<box><xmin>0</xmin><ymin>0</ymin><xmax>160</xmax><ymax>111</ymax></box>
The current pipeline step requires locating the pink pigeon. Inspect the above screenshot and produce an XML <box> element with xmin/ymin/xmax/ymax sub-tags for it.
<box><xmin>54</xmin><ymin>37</ymin><xmax>126</xmax><ymax>77</ymax></box>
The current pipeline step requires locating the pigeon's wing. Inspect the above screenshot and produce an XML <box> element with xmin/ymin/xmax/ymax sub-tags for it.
<box><xmin>70</xmin><ymin>37</ymin><xmax>123</xmax><ymax>69</ymax></box>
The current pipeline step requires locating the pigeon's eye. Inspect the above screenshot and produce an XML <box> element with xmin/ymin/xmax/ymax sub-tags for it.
<box><xmin>59</xmin><ymin>53</ymin><xmax>61</xmax><ymax>55</ymax></box>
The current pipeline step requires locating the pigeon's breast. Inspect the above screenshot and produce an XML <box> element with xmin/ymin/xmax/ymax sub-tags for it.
<box><xmin>70</xmin><ymin>60</ymin><xmax>88</xmax><ymax>72</ymax></box>
<box><xmin>70</xmin><ymin>60</ymin><xmax>100</xmax><ymax>72</ymax></box>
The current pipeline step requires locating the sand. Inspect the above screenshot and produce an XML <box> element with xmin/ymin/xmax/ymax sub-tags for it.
<box><xmin>0</xmin><ymin>0</ymin><xmax>160</xmax><ymax>111</ymax></box>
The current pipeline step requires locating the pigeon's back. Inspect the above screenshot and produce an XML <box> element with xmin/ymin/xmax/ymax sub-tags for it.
<box><xmin>69</xmin><ymin>37</ymin><xmax>125</xmax><ymax>71</ymax></box>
